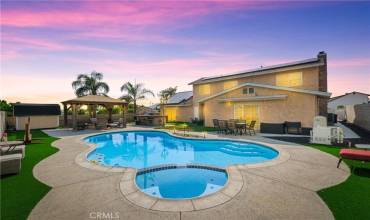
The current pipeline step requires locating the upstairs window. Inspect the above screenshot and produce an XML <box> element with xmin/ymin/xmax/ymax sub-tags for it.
<box><xmin>198</xmin><ymin>84</ymin><xmax>211</xmax><ymax>95</ymax></box>
<box><xmin>223</xmin><ymin>80</ymin><xmax>237</xmax><ymax>90</ymax></box>
<box><xmin>276</xmin><ymin>72</ymin><xmax>303</xmax><ymax>87</ymax></box>
<box><xmin>243</xmin><ymin>87</ymin><xmax>255</xmax><ymax>95</ymax></box>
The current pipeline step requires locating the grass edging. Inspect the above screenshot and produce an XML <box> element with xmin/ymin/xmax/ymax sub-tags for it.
<box><xmin>0</xmin><ymin>130</ymin><xmax>59</xmax><ymax>220</ymax></box>
<box><xmin>307</xmin><ymin>144</ymin><xmax>370</xmax><ymax>220</ymax></box>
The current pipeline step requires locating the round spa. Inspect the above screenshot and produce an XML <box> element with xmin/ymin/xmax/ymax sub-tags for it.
<box><xmin>135</xmin><ymin>165</ymin><xmax>228</xmax><ymax>199</ymax></box>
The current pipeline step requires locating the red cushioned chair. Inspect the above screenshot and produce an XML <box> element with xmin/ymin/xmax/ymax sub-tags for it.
<box><xmin>337</xmin><ymin>149</ymin><xmax>370</xmax><ymax>168</ymax></box>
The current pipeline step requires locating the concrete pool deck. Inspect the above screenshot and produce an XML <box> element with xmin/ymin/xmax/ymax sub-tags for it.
<box><xmin>29</xmin><ymin>127</ymin><xmax>350</xmax><ymax>220</ymax></box>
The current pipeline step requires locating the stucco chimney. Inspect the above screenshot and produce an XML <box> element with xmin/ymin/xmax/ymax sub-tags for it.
<box><xmin>317</xmin><ymin>51</ymin><xmax>328</xmax><ymax>117</ymax></box>
<box><xmin>318</xmin><ymin>51</ymin><xmax>327</xmax><ymax>92</ymax></box>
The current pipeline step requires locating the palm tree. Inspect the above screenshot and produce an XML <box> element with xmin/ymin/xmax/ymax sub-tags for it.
<box><xmin>120</xmin><ymin>82</ymin><xmax>154</xmax><ymax>116</ymax></box>
<box><xmin>158</xmin><ymin>86</ymin><xmax>177</xmax><ymax>104</ymax></box>
<box><xmin>71</xmin><ymin>71</ymin><xmax>109</xmax><ymax>97</ymax></box>
<box><xmin>72</xmin><ymin>71</ymin><xmax>109</xmax><ymax>117</ymax></box>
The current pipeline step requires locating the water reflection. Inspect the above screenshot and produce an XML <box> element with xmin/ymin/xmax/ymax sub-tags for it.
<box><xmin>86</xmin><ymin>131</ymin><xmax>278</xmax><ymax>168</ymax></box>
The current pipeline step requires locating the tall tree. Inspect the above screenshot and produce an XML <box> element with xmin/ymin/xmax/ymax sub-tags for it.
<box><xmin>71</xmin><ymin>71</ymin><xmax>109</xmax><ymax>117</ymax></box>
<box><xmin>158</xmin><ymin>86</ymin><xmax>177</xmax><ymax>104</ymax></box>
<box><xmin>120</xmin><ymin>82</ymin><xmax>154</xmax><ymax>116</ymax></box>
<box><xmin>72</xmin><ymin>71</ymin><xmax>109</xmax><ymax>97</ymax></box>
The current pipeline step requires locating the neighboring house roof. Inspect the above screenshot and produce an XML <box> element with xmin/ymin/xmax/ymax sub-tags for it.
<box><xmin>197</xmin><ymin>82</ymin><xmax>331</xmax><ymax>103</ymax></box>
<box><xmin>149</xmin><ymin>103</ymin><xmax>160</xmax><ymax>110</ymax></box>
<box><xmin>189</xmin><ymin>55</ymin><xmax>325</xmax><ymax>85</ymax></box>
<box><xmin>329</xmin><ymin>91</ymin><xmax>370</xmax><ymax>102</ymax></box>
<box><xmin>166</xmin><ymin>91</ymin><xmax>193</xmax><ymax>104</ymax></box>
<box><xmin>13</xmin><ymin>103</ymin><xmax>61</xmax><ymax>116</ymax></box>
<box><xmin>61</xmin><ymin>95</ymin><xmax>126</xmax><ymax>105</ymax></box>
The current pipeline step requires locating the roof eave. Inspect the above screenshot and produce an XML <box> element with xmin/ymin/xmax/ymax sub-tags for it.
<box><xmin>189</xmin><ymin>60</ymin><xmax>324</xmax><ymax>85</ymax></box>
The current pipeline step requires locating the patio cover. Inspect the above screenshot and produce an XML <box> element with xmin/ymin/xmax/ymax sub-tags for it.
<box><xmin>61</xmin><ymin>95</ymin><xmax>128</xmax><ymax>130</ymax></box>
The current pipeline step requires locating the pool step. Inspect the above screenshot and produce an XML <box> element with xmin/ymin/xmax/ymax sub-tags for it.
<box><xmin>219</xmin><ymin>147</ymin><xmax>260</xmax><ymax>156</ymax></box>
<box><xmin>222</xmin><ymin>144</ymin><xmax>256</xmax><ymax>152</ymax></box>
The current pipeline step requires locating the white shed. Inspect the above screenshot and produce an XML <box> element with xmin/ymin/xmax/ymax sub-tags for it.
<box><xmin>13</xmin><ymin>103</ymin><xmax>61</xmax><ymax>130</ymax></box>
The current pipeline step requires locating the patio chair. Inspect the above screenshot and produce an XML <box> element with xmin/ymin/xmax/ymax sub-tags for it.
<box><xmin>107</xmin><ymin>118</ymin><xmax>124</xmax><ymax>128</ymax></box>
<box><xmin>246</xmin><ymin>120</ymin><xmax>256</xmax><ymax>135</ymax></box>
<box><xmin>1</xmin><ymin>145</ymin><xmax>25</xmax><ymax>158</ymax></box>
<box><xmin>77</xmin><ymin>121</ymin><xmax>87</xmax><ymax>130</ymax></box>
<box><xmin>0</xmin><ymin>154</ymin><xmax>22</xmax><ymax>175</ymax></box>
<box><xmin>235</xmin><ymin>119</ymin><xmax>247</xmax><ymax>135</ymax></box>
<box><xmin>212</xmin><ymin>119</ymin><xmax>220</xmax><ymax>133</ymax></box>
<box><xmin>227</xmin><ymin>120</ymin><xmax>237</xmax><ymax>135</ymax></box>
<box><xmin>95</xmin><ymin>119</ymin><xmax>107</xmax><ymax>130</ymax></box>
<box><xmin>218</xmin><ymin>120</ymin><xmax>228</xmax><ymax>134</ymax></box>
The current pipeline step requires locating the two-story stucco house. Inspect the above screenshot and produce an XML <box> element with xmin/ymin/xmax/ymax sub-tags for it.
<box><xmin>162</xmin><ymin>52</ymin><xmax>331</xmax><ymax>129</ymax></box>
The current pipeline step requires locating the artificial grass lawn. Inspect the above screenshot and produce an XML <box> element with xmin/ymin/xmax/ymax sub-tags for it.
<box><xmin>0</xmin><ymin>130</ymin><xmax>59</xmax><ymax>220</ymax></box>
<box><xmin>308</xmin><ymin>144</ymin><xmax>370</xmax><ymax>220</ymax></box>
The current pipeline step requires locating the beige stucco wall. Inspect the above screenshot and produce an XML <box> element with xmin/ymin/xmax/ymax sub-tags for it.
<box><xmin>202</xmin><ymin>87</ymin><xmax>317</xmax><ymax>128</ymax></box>
<box><xmin>163</xmin><ymin>106</ymin><xmax>193</xmax><ymax>122</ymax></box>
<box><xmin>16</xmin><ymin>115</ymin><xmax>59</xmax><ymax>130</ymax></box>
<box><xmin>193</xmin><ymin>67</ymin><xmax>320</xmax><ymax>102</ymax></box>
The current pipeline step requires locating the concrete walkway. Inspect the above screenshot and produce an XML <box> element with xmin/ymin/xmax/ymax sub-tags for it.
<box><xmin>29</xmin><ymin>128</ymin><xmax>350</xmax><ymax>220</ymax></box>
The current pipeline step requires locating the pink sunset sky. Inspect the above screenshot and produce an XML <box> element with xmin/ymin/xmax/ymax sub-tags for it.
<box><xmin>1</xmin><ymin>1</ymin><xmax>369</xmax><ymax>105</ymax></box>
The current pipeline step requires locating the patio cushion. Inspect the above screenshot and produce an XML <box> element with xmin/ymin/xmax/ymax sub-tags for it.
<box><xmin>340</xmin><ymin>149</ymin><xmax>370</xmax><ymax>161</ymax></box>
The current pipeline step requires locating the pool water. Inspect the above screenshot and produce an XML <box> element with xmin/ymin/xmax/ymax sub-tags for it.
<box><xmin>136</xmin><ymin>167</ymin><xmax>228</xmax><ymax>199</ymax></box>
<box><xmin>85</xmin><ymin>131</ymin><xmax>278</xmax><ymax>168</ymax></box>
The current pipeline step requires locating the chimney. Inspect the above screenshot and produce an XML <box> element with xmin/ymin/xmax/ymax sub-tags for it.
<box><xmin>317</xmin><ymin>51</ymin><xmax>327</xmax><ymax>92</ymax></box>
<box><xmin>317</xmin><ymin>51</ymin><xmax>328</xmax><ymax>117</ymax></box>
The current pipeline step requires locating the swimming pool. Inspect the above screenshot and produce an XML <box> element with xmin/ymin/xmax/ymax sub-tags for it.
<box><xmin>85</xmin><ymin>131</ymin><xmax>278</xmax><ymax>168</ymax></box>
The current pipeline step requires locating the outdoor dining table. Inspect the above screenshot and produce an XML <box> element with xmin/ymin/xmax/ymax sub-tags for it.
<box><xmin>0</xmin><ymin>141</ymin><xmax>24</xmax><ymax>152</ymax></box>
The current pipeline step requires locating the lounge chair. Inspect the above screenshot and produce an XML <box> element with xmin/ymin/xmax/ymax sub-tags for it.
<box><xmin>0</xmin><ymin>154</ymin><xmax>22</xmax><ymax>175</ymax></box>
<box><xmin>337</xmin><ymin>149</ymin><xmax>370</xmax><ymax>168</ymax></box>
<box><xmin>246</xmin><ymin>120</ymin><xmax>256</xmax><ymax>135</ymax></box>
<box><xmin>1</xmin><ymin>145</ymin><xmax>25</xmax><ymax>158</ymax></box>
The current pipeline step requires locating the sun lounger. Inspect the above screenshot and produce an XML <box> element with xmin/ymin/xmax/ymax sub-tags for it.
<box><xmin>0</xmin><ymin>154</ymin><xmax>22</xmax><ymax>175</ymax></box>
<box><xmin>337</xmin><ymin>148</ymin><xmax>370</xmax><ymax>168</ymax></box>
<box><xmin>1</xmin><ymin>145</ymin><xmax>26</xmax><ymax>158</ymax></box>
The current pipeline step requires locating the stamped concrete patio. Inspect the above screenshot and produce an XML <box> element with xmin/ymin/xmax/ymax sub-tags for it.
<box><xmin>29</xmin><ymin>128</ymin><xmax>350</xmax><ymax>220</ymax></box>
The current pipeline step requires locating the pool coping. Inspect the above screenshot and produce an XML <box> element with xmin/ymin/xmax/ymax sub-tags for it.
<box><xmin>73</xmin><ymin>128</ymin><xmax>291</xmax><ymax>211</ymax></box>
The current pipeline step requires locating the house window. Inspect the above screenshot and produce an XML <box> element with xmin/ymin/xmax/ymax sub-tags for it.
<box><xmin>199</xmin><ymin>84</ymin><xmax>211</xmax><ymax>95</ymax></box>
<box><xmin>223</xmin><ymin>80</ymin><xmax>237</xmax><ymax>90</ymax></box>
<box><xmin>276</xmin><ymin>72</ymin><xmax>303</xmax><ymax>87</ymax></box>
<box><xmin>243</xmin><ymin>87</ymin><xmax>255</xmax><ymax>95</ymax></box>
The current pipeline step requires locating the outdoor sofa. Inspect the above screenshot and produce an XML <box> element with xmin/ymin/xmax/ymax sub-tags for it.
<box><xmin>1</xmin><ymin>145</ymin><xmax>26</xmax><ymax>158</ymax></box>
<box><xmin>0</xmin><ymin>153</ymin><xmax>22</xmax><ymax>175</ymax></box>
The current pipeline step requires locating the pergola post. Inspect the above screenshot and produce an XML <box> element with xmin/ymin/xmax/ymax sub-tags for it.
<box><xmin>72</xmin><ymin>104</ymin><xmax>77</xmax><ymax>130</ymax></box>
<box><xmin>122</xmin><ymin>104</ymin><xmax>127</xmax><ymax>128</ymax></box>
<box><xmin>107</xmin><ymin>105</ymin><xmax>113</xmax><ymax>123</ymax></box>
<box><xmin>63</xmin><ymin>104</ymin><xmax>68</xmax><ymax>127</ymax></box>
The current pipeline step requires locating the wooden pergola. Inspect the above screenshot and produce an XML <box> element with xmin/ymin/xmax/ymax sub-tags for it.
<box><xmin>61</xmin><ymin>95</ymin><xmax>128</xmax><ymax>130</ymax></box>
